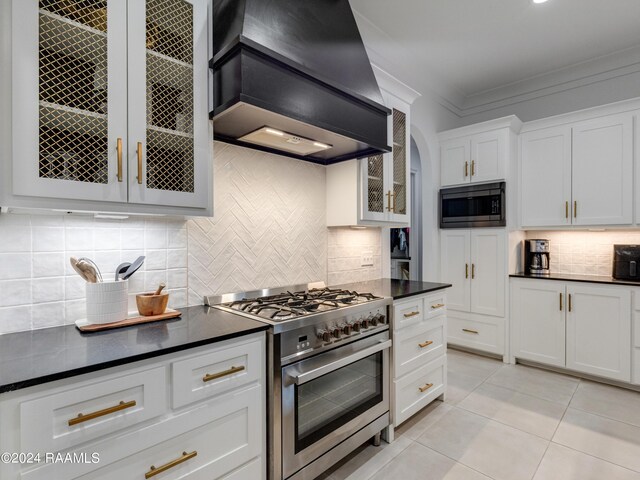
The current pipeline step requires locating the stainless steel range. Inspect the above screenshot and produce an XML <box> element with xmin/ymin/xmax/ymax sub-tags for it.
<box><xmin>205</xmin><ymin>285</ymin><xmax>392</xmax><ymax>480</ymax></box>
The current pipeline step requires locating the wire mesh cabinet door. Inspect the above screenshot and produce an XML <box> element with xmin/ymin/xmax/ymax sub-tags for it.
<box><xmin>127</xmin><ymin>0</ymin><xmax>210</xmax><ymax>209</ymax></box>
<box><xmin>12</xmin><ymin>0</ymin><xmax>128</xmax><ymax>202</ymax></box>
<box><xmin>386</xmin><ymin>92</ymin><xmax>410</xmax><ymax>224</ymax></box>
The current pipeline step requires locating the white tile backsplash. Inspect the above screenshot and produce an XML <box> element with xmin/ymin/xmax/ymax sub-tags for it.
<box><xmin>327</xmin><ymin>227</ymin><xmax>382</xmax><ymax>286</ymax></box>
<box><xmin>0</xmin><ymin>214</ymin><xmax>187</xmax><ymax>333</ymax></box>
<box><xmin>525</xmin><ymin>230</ymin><xmax>640</xmax><ymax>276</ymax></box>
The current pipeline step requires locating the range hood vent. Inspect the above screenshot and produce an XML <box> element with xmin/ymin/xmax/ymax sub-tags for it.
<box><xmin>211</xmin><ymin>0</ymin><xmax>391</xmax><ymax>165</ymax></box>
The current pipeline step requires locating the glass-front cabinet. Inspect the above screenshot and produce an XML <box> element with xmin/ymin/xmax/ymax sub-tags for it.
<box><xmin>11</xmin><ymin>0</ymin><xmax>210</xmax><ymax>212</ymax></box>
<box><xmin>361</xmin><ymin>91</ymin><xmax>410</xmax><ymax>224</ymax></box>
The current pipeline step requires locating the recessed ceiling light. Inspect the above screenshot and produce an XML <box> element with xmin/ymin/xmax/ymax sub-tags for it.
<box><xmin>532</xmin><ymin>0</ymin><xmax>549</xmax><ymax>3</ymax></box>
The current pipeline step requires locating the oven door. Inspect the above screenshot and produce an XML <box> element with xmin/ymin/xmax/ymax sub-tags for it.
<box><xmin>440</xmin><ymin>182</ymin><xmax>505</xmax><ymax>228</ymax></box>
<box><xmin>281</xmin><ymin>331</ymin><xmax>390</xmax><ymax>479</ymax></box>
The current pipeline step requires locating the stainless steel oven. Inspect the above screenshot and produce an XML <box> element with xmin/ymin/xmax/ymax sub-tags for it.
<box><xmin>281</xmin><ymin>330</ymin><xmax>390</xmax><ymax>480</ymax></box>
<box><xmin>440</xmin><ymin>181</ymin><xmax>506</xmax><ymax>228</ymax></box>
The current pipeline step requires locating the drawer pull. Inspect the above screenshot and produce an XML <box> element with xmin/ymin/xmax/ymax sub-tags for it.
<box><xmin>418</xmin><ymin>340</ymin><xmax>433</xmax><ymax>348</ymax></box>
<box><xmin>462</xmin><ymin>328</ymin><xmax>479</xmax><ymax>335</ymax></box>
<box><xmin>68</xmin><ymin>400</ymin><xmax>136</xmax><ymax>427</ymax></box>
<box><xmin>431</xmin><ymin>303</ymin><xmax>445</xmax><ymax>309</ymax></box>
<box><xmin>203</xmin><ymin>365</ymin><xmax>245</xmax><ymax>383</ymax></box>
<box><xmin>418</xmin><ymin>383</ymin><xmax>434</xmax><ymax>393</ymax></box>
<box><xmin>145</xmin><ymin>451</ymin><xmax>197</xmax><ymax>479</ymax></box>
<box><xmin>403</xmin><ymin>311</ymin><xmax>420</xmax><ymax>318</ymax></box>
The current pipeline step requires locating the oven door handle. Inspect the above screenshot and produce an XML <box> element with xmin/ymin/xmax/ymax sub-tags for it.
<box><xmin>292</xmin><ymin>340</ymin><xmax>392</xmax><ymax>386</ymax></box>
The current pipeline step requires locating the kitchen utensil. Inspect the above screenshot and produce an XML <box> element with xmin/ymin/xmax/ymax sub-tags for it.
<box><xmin>154</xmin><ymin>282</ymin><xmax>166</xmax><ymax>295</ymax></box>
<box><xmin>115</xmin><ymin>262</ymin><xmax>131</xmax><ymax>281</ymax></box>
<box><xmin>70</xmin><ymin>257</ymin><xmax>92</xmax><ymax>282</ymax></box>
<box><xmin>85</xmin><ymin>280</ymin><xmax>129</xmax><ymax>324</ymax></box>
<box><xmin>78</xmin><ymin>257</ymin><xmax>103</xmax><ymax>282</ymax></box>
<box><xmin>76</xmin><ymin>259</ymin><xmax>99</xmax><ymax>283</ymax></box>
<box><xmin>136</xmin><ymin>289</ymin><xmax>169</xmax><ymax>316</ymax></box>
<box><xmin>121</xmin><ymin>256</ymin><xmax>145</xmax><ymax>281</ymax></box>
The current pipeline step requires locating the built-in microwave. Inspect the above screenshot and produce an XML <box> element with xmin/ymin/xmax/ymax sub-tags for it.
<box><xmin>440</xmin><ymin>182</ymin><xmax>506</xmax><ymax>228</ymax></box>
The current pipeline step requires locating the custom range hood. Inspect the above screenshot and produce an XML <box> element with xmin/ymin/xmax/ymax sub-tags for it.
<box><xmin>211</xmin><ymin>0</ymin><xmax>392</xmax><ymax>165</ymax></box>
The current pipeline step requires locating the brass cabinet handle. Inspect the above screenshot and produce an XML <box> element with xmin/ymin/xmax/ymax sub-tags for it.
<box><xmin>559</xmin><ymin>292</ymin><xmax>563</xmax><ymax>311</ymax></box>
<box><xmin>145</xmin><ymin>451</ymin><xmax>197</xmax><ymax>479</ymax></box>
<box><xmin>568</xmin><ymin>294</ymin><xmax>572</xmax><ymax>312</ymax></box>
<box><xmin>574</xmin><ymin>201</ymin><xmax>577</xmax><ymax>218</ymax></box>
<box><xmin>391</xmin><ymin>192</ymin><xmax>396</xmax><ymax>213</ymax></box>
<box><xmin>418</xmin><ymin>383</ymin><xmax>434</xmax><ymax>393</ymax></box>
<box><xmin>136</xmin><ymin>141</ymin><xmax>143</xmax><ymax>185</ymax></box>
<box><xmin>203</xmin><ymin>365</ymin><xmax>245</xmax><ymax>383</ymax></box>
<box><xmin>472</xmin><ymin>264</ymin><xmax>475</xmax><ymax>279</ymax></box>
<box><xmin>464</xmin><ymin>161</ymin><xmax>469</xmax><ymax>177</ymax></box>
<box><xmin>471</xmin><ymin>160</ymin><xmax>475</xmax><ymax>176</ymax></box>
<box><xmin>68</xmin><ymin>400</ymin><xmax>136</xmax><ymax>427</ymax></box>
<box><xmin>565</xmin><ymin>201</ymin><xmax>569</xmax><ymax>219</ymax></box>
<box><xmin>431</xmin><ymin>303</ymin><xmax>445</xmax><ymax>309</ymax></box>
<box><xmin>462</xmin><ymin>328</ymin><xmax>479</xmax><ymax>334</ymax></box>
<box><xmin>465</xmin><ymin>263</ymin><xmax>469</xmax><ymax>279</ymax></box>
<box><xmin>386</xmin><ymin>191</ymin><xmax>392</xmax><ymax>212</ymax></box>
<box><xmin>418</xmin><ymin>340</ymin><xmax>433</xmax><ymax>348</ymax></box>
<box><xmin>403</xmin><ymin>311</ymin><xmax>420</xmax><ymax>318</ymax></box>
<box><xmin>116</xmin><ymin>137</ymin><xmax>123</xmax><ymax>182</ymax></box>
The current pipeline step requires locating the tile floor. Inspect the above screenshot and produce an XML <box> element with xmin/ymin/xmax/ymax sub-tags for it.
<box><xmin>320</xmin><ymin>349</ymin><xmax>640</xmax><ymax>480</ymax></box>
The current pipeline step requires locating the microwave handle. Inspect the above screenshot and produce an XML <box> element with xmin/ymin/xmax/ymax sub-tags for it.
<box><xmin>292</xmin><ymin>340</ymin><xmax>392</xmax><ymax>386</ymax></box>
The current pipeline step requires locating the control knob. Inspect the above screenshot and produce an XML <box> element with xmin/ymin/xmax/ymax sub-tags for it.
<box><xmin>351</xmin><ymin>320</ymin><xmax>360</xmax><ymax>332</ymax></box>
<box><xmin>369</xmin><ymin>314</ymin><xmax>378</xmax><ymax>327</ymax></box>
<box><xmin>331</xmin><ymin>326</ymin><xmax>342</xmax><ymax>339</ymax></box>
<box><xmin>373</xmin><ymin>313</ymin><xmax>385</xmax><ymax>325</ymax></box>
<box><xmin>341</xmin><ymin>323</ymin><xmax>352</xmax><ymax>335</ymax></box>
<box><xmin>360</xmin><ymin>317</ymin><xmax>369</xmax><ymax>329</ymax></box>
<box><xmin>317</xmin><ymin>329</ymin><xmax>331</xmax><ymax>342</ymax></box>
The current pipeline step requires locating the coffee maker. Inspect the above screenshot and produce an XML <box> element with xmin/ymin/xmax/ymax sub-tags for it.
<box><xmin>524</xmin><ymin>239</ymin><xmax>550</xmax><ymax>276</ymax></box>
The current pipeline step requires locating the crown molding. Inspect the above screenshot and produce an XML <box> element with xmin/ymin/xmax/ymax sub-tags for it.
<box><xmin>437</xmin><ymin>115</ymin><xmax>523</xmax><ymax>140</ymax></box>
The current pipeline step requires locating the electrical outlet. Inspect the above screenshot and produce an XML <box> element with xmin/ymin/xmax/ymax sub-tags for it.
<box><xmin>361</xmin><ymin>251</ymin><xmax>374</xmax><ymax>267</ymax></box>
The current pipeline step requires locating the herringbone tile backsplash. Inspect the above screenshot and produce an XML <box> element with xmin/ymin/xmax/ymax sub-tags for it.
<box><xmin>187</xmin><ymin>143</ymin><xmax>329</xmax><ymax>304</ymax></box>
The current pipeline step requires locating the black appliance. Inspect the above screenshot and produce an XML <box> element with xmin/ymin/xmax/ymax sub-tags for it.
<box><xmin>440</xmin><ymin>182</ymin><xmax>506</xmax><ymax>228</ymax></box>
<box><xmin>524</xmin><ymin>239</ymin><xmax>550</xmax><ymax>276</ymax></box>
<box><xmin>210</xmin><ymin>0</ymin><xmax>392</xmax><ymax>165</ymax></box>
<box><xmin>613</xmin><ymin>245</ymin><xmax>640</xmax><ymax>281</ymax></box>
<box><xmin>391</xmin><ymin>228</ymin><xmax>410</xmax><ymax>259</ymax></box>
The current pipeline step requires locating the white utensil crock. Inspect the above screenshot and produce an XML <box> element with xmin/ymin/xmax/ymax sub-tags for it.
<box><xmin>86</xmin><ymin>280</ymin><xmax>129</xmax><ymax>324</ymax></box>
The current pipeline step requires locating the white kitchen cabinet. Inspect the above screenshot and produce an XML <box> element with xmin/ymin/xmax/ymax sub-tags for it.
<box><xmin>326</xmin><ymin>68</ymin><xmax>419</xmax><ymax>227</ymax></box>
<box><xmin>511</xmin><ymin>278</ymin><xmax>632</xmax><ymax>383</ymax></box>
<box><xmin>440</xmin><ymin>229</ymin><xmax>504</xmax><ymax>317</ymax></box>
<box><xmin>511</xmin><ymin>279</ymin><xmax>566</xmax><ymax>367</ymax></box>
<box><xmin>0</xmin><ymin>333</ymin><xmax>266</xmax><ymax>480</ymax></box>
<box><xmin>9</xmin><ymin>0</ymin><xmax>211</xmax><ymax>215</ymax></box>
<box><xmin>566</xmin><ymin>284</ymin><xmax>631</xmax><ymax>382</ymax></box>
<box><xmin>519</xmin><ymin>112</ymin><xmax>633</xmax><ymax>228</ymax></box>
<box><xmin>439</xmin><ymin>117</ymin><xmax>520</xmax><ymax>188</ymax></box>
<box><xmin>520</xmin><ymin>126</ymin><xmax>572</xmax><ymax>227</ymax></box>
<box><xmin>572</xmin><ymin>113</ymin><xmax>633</xmax><ymax>226</ymax></box>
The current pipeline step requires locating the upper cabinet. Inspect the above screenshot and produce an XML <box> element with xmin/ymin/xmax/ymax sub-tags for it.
<box><xmin>326</xmin><ymin>68</ymin><xmax>420</xmax><ymax>227</ymax></box>
<box><xmin>439</xmin><ymin>117</ymin><xmax>521</xmax><ymax>188</ymax></box>
<box><xmin>7</xmin><ymin>0</ymin><xmax>212</xmax><ymax>215</ymax></box>
<box><xmin>520</xmin><ymin>112</ymin><xmax>633</xmax><ymax>228</ymax></box>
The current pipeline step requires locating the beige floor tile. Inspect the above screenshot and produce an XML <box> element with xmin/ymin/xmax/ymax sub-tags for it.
<box><xmin>458</xmin><ymin>382</ymin><xmax>567</xmax><ymax>439</ymax></box>
<box><xmin>534</xmin><ymin>443</ymin><xmax>640</xmax><ymax>480</ymax></box>
<box><xmin>324</xmin><ymin>435</ymin><xmax>412</xmax><ymax>480</ymax></box>
<box><xmin>486</xmin><ymin>364</ymin><xmax>579</xmax><ymax>405</ymax></box>
<box><xmin>394</xmin><ymin>400</ymin><xmax>453</xmax><ymax>440</ymax></box>
<box><xmin>417</xmin><ymin>407</ymin><xmax>549</xmax><ymax>480</ymax></box>
<box><xmin>370</xmin><ymin>442</ymin><xmax>491</xmax><ymax>480</ymax></box>
<box><xmin>553</xmin><ymin>408</ymin><xmax>640</xmax><ymax>473</ymax></box>
<box><xmin>445</xmin><ymin>370</ymin><xmax>485</xmax><ymax>405</ymax></box>
<box><xmin>447</xmin><ymin>349</ymin><xmax>504</xmax><ymax>380</ymax></box>
<box><xmin>570</xmin><ymin>381</ymin><xmax>640</xmax><ymax>427</ymax></box>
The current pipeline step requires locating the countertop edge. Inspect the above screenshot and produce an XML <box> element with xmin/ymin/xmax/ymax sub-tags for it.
<box><xmin>392</xmin><ymin>284</ymin><xmax>452</xmax><ymax>299</ymax></box>
<box><xmin>0</xmin><ymin>323</ymin><xmax>269</xmax><ymax>394</ymax></box>
<box><xmin>509</xmin><ymin>273</ymin><xmax>640</xmax><ymax>287</ymax></box>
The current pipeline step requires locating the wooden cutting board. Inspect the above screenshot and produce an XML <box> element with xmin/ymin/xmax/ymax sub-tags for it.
<box><xmin>75</xmin><ymin>309</ymin><xmax>182</xmax><ymax>332</ymax></box>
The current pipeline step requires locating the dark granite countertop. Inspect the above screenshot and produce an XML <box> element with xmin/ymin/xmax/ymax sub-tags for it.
<box><xmin>510</xmin><ymin>272</ymin><xmax>640</xmax><ymax>287</ymax></box>
<box><xmin>0</xmin><ymin>306</ymin><xmax>268</xmax><ymax>394</ymax></box>
<box><xmin>335</xmin><ymin>278</ymin><xmax>451</xmax><ymax>300</ymax></box>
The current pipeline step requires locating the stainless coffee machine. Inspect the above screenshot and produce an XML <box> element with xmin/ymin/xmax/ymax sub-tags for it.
<box><xmin>524</xmin><ymin>239</ymin><xmax>550</xmax><ymax>276</ymax></box>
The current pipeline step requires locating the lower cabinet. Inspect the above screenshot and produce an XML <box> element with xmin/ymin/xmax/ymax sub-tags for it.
<box><xmin>0</xmin><ymin>332</ymin><xmax>266</xmax><ymax>480</ymax></box>
<box><xmin>391</xmin><ymin>290</ymin><xmax>448</xmax><ymax>428</ymax></box>
<box><xmin>511</xmin><ymin>279</ymin><xmax>631</xmax><ymax>382</ymax></box>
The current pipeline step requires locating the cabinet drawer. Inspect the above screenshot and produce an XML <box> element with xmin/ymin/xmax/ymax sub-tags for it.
<box><xmin>172</xmin><ymin>338</ymin><xmax>262</xmax><ymax>409</ymax></box>
<box><xmin>394</xmin><ymin>356</ymin><xmax>445</xmax><ymax>426</ymax></box>
<box><xmin>447</xmin><ymin>317</ymin><xmax>502</xmax><ymax>354</ymax></box>
<box><xmin>394</xmin><ymin>318</ymin><xmax>445</xmax><ymax>378</ymax></box>
<box><xmin>424</xmin><ymin>293</ymin><xmax>447</xmax><ymax>320</ymax></box>
<box><xmin>393</xmin><ymin>298</ymin><xmax>424</xmax><ymax>330</ymax></box>
<box><xmin>20</xmin><ymin>367</ymin><xmax>166</xmax><ymax>454</ymax></box>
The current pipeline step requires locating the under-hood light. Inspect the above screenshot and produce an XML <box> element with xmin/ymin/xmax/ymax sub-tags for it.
<box><xmin>313</xmin><ymin>142</ymin><xmax>331</xmax><ymax>150</ymax></box>
<box><xmin>239</xmin><ymin>127</ymin><xmax>333</xmax><ymax>156</ymax></box>
<box><xmin>265</xmin><ymin>128</ymin><xmax>285</xmax><ymax>137</ymax></box>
